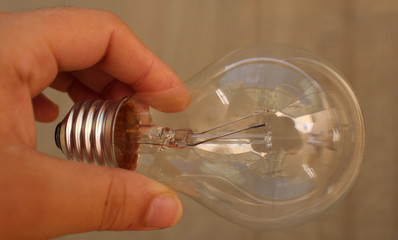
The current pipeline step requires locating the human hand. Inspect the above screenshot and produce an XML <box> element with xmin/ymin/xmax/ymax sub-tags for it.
<box><xmin>0</xmin><ymin>7</ymin><xmax>190</xmax><ymax>239</ymax></box>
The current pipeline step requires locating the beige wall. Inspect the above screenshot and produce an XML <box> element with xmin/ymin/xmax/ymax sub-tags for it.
<box><xmin>2</xmin><ymin>1</ymin><xmax>397</xmax><ymax>239</ymax></box>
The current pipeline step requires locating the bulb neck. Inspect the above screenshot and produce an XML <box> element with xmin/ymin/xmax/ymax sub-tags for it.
<box><xmin>125</xmin><ymin>126</ymin><xmax>192</xmax><ymax>150</ymax></box>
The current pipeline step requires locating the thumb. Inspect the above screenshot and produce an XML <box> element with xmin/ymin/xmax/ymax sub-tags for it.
<box><xmin>0</xmin><ymin>146</ymin><xmax>183</xmax><ymax>239</ymax></box>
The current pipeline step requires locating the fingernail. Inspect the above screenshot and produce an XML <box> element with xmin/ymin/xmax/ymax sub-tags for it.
<box><xmin>145</xmin><ymin>194</ymin><xmax>179</xmax><ymax>229</ymax></box>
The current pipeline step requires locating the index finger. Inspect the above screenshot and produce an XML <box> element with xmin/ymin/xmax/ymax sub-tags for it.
<box><xmin>1</xmin><ymin>7</ymin><xmax>190</xmax><ymax>110</ymax></box>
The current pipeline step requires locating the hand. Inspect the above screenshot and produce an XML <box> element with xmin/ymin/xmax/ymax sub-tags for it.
<box><xmin>0</xmin><ymin>7</ymin><xmax>190</xmax><ymax>239</ymax></box>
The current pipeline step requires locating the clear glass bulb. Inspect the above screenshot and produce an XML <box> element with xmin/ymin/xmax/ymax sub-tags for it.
<box><xmin>55</xmin><ymin>43</ymin><xmax>365</xmax><ymax>229</ymax></box>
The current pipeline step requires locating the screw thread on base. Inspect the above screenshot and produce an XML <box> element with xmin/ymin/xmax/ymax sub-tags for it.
<box><xmin>55</xmin><ymin>98</ymin><xmax>126</xmax><ymax>168</ymax></box>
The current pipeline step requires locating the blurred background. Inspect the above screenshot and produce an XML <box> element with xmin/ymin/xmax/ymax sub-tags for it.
<box><xmin>1</xmin><ymin>0</ymin><xmax>397</xmax><ymax>239</ymax></box>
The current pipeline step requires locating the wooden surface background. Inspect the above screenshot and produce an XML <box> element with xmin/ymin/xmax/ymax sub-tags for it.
<box><xmin>1</xmin><ymin>1</ymin><xmax>397</xmax><ymax>239</ymax></box>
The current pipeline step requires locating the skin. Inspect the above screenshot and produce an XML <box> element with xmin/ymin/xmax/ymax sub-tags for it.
<box><xmin>0</xmin><ymin>7</ymin><xmax>190</xmax><ymax>240</ymax></box>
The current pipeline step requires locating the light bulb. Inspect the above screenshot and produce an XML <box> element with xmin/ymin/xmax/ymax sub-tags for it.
<box><xmin>55</xmin><ymin>43</ymin><xmax>365</xmax><ymax>229</ymax></box>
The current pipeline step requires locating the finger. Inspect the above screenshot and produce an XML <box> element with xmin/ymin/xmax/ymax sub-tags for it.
<box><xmin>101</xmin><ymin>81</ymin><xmax>136</xmax><ymax>100</ymax></box>
<box><xmin>32</xmin><ymin>93</ymin><xmax>59</xmax><ymax>122</ymax></box>
<box><xmin>0</xmin><ymin>148</ymin><xmax>183</xmax><ymax>239</ymax></box>
<box><xmin>50</xmin><ymin>72</ymin><xmax>76</xmax><ymax>92</ymax></box>
<box><xmin>133</xmin><ymin>85</ymin><xmax>191</xmax><ymax>113</ymax></box>
<box><xmin>2</xmin><ymin>8</ymin><xmax>190</xmax><ymax>111</ymax></box>
<box><xmin>67</xmin><ymin>80</ymin><xmax>104</xmax><ymax>102</ymax></box>
<box><xmin>51</xmin><ymin>72</ymin><xmax>106</xmax><ymax>103</ymax></box>
<box><xmin>71</xmin><ymin>66</ymin><xmax>115</xmax><ymax>93</ymax></box>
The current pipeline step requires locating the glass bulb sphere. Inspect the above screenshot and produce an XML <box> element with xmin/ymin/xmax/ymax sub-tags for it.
<box><xmin>55</xmin><ymin>43</ymin><xmax>365</xmax><ymax>229</ymax></box>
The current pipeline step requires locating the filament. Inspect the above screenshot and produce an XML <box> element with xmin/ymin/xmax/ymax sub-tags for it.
<box><xmin>195</xmin><ymin>110</ymin><xmax>268</xmax><ymax>134</ymax></box>
<box><xmin>186</xmin><ymin>123</ymin><xmax>266</xmax><ymax>146</ymax></box>
<box><xmin>180</xmin><ymin>110</ymin><xmax>269</xmax><ymax>147</ymax></box>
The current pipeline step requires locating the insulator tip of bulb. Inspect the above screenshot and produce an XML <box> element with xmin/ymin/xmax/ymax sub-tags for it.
<box><xmin>54</xmin><ymin>122</ymin><xmax>62</xmax><ymax>151</ymax></box>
